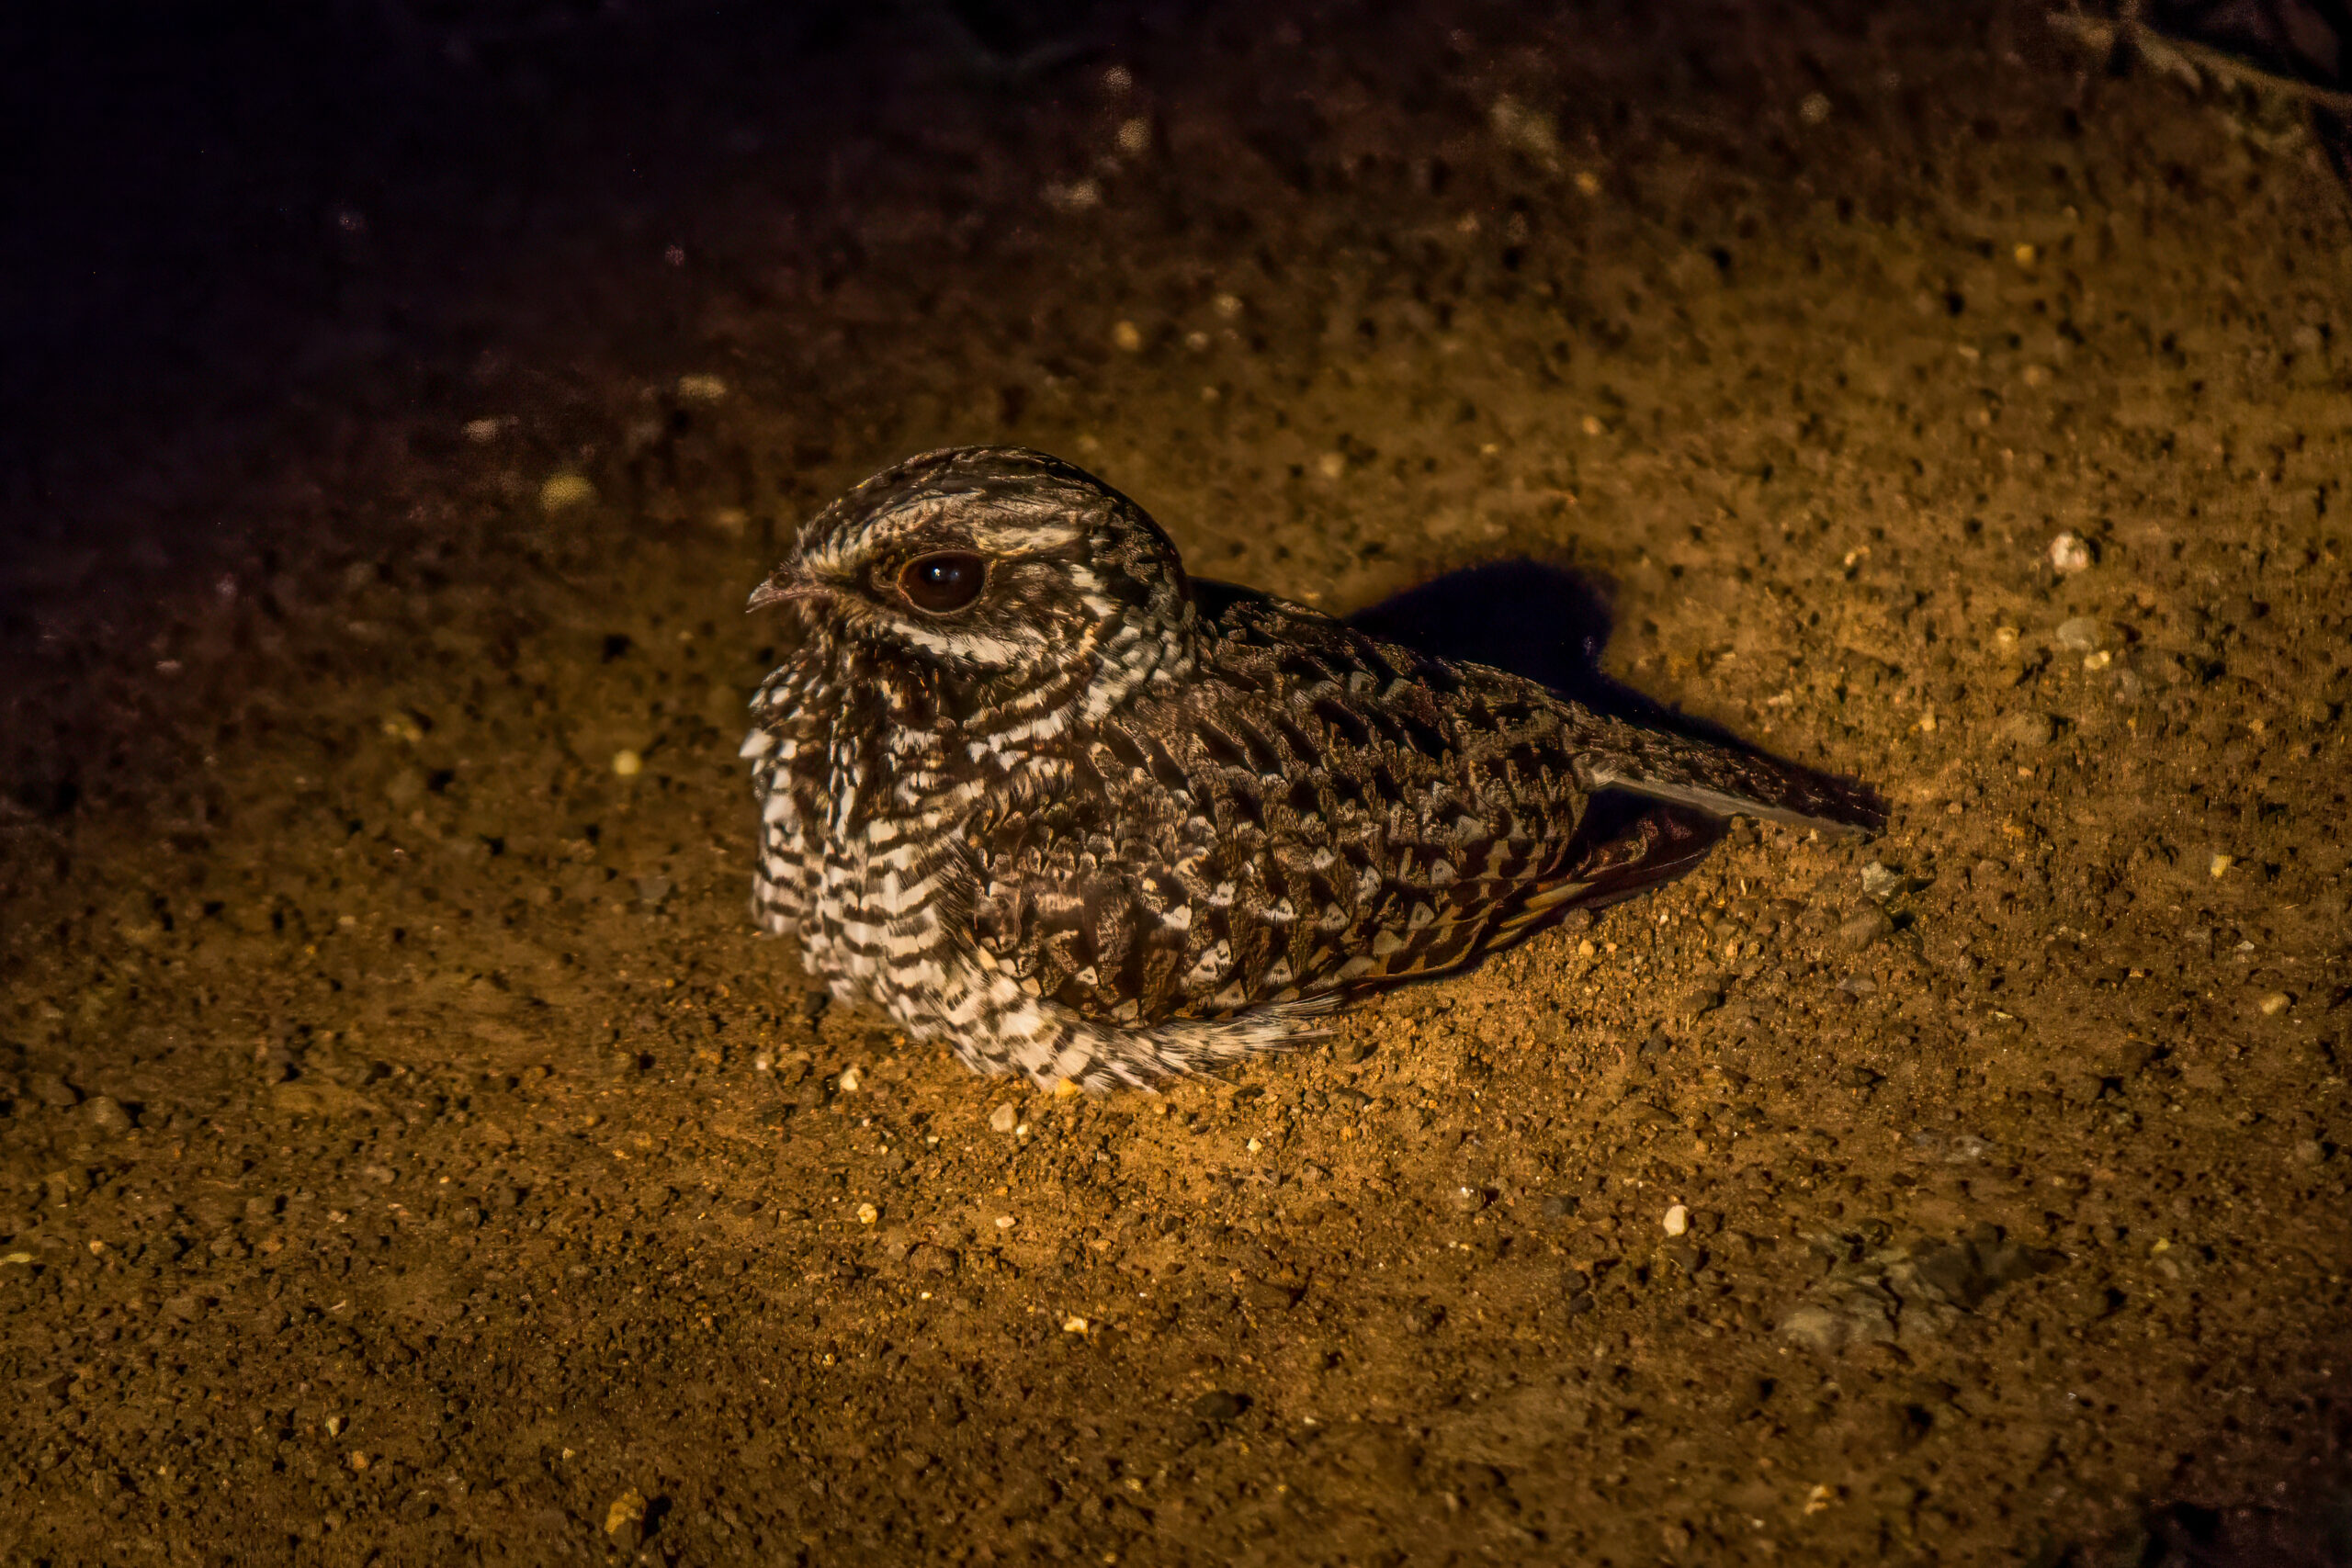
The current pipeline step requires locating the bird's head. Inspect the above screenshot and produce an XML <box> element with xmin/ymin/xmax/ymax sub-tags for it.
<box><xmin>749</xmin><ymin>447</ymin><xmax>1195</xmax><ymax>694</ymax></box>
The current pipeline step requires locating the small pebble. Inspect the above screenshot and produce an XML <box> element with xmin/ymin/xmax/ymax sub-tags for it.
<box><xmin>1488</xmin><ymin>95</ymin><xmax>1561</xmax><ymax>157</ymax></box>
<box><xmin>2257</xmin><ymin>993</ymin><xmax>2290</xmax><ymax>1016</ymax></box>
<box><xmin>1779</xmin><ymin>1303</ymin><xmax>1844</xmax><ymax>1354</ymax></box>
<box><xmin>1246</xmin><ymin>1136</ymin><xmax>1263</xmax><ymax>1153</ymax></box>
<box><xmin>1191</xmin><ymin>1390</ymin><xmax>1248</xmax><ymax>1422</ymax></box>
<box><xmin>1315</xmin><ymin>452</ymin><xmax>1347</xmax><ymax>480</ymax></box>
<box><xmin>838</xmin><ymin>1066</ymin><xmax>862</xmax><ymax>1093</ymax></box>
<box><xmin>539</xmin><ymin>473</ymin><xmax>597</xmax><ymax>515</ymax></box>
<box><xmin>462</xmin><ymin>417</ymin><xmax>503</xmax><ymax>444</ymax></box>
<box><xmin>675</xmin><ymin>374</ymin><xmax>729</xmax><ymax>404</ymax></box>
<box><xmin>855</xmin><ymin>1202</ymin><xmax>878</xmax><ymax>1225</ymax></box>
<box><xmin>29</xmin><ymin>1073</ymin><xmax>80</xmax><ymax>1109</ymax></box>
<box><xmin>1798</xmin><ymin>91</ymin><xmax>1831</xmax><ymax>124</ymax></box>
<box><xmin>1676</xmin><ymin>985</ymin><xmax>1724</xmax><ymax>1017</ymax></box>
<box><xmin>1451</xmin><ymin>1186</ymin><xmax>1487</xmax><ymax>1213</ymax></box>
<box><xmin>1999</xmin><ymin>710</ymin><xmax>2056</xmax><ymax>747</ymax></box>
<box><xmin>1115</xmin><ymin>117</ymin><xmax>1151</xmax><ymax>154</ymax></box>
<box><xmin>611</xmin><ymin>750</ymin><xmax>643</xmax><ymax>778</ymax></box>
<box><xmin>995</xmin><ymin>1215</ymin><xmax>1016</xmax><ymax>1230</ymax></box>
<box><xmin>2209</xmin><ymin>853</ymin><xmax>2234</xmax><ymax>879</ymax></box>
<box><xmin>634</xmin><ymin>875</ymin><xmax>672</xmax><ymax>907</ymax></box>
<box><xmin>1062</xmin><ymin>1314</ymin><xmax>1090</xmax><ymax>1334</ymax></box>
<box><xmin>1859</xmin><ymin>863</ymin><xmax>1901</xmax><ymax>901</ymax></box>
<box><xmin>1662</xmin><ymin>1203</ymin><xmax>1690</xmax><ymax>1236</ymax></box>
<box><xmin>2054</xmin><ymin>616</ymin><xmax>2109</xmax><ymax>652</ymax></box>
<box><xmin>1838</xmin><ymin>908</ymin><xmax>1893</xmax><ymax>952</ymax></box>
<box><xmin>604</xmin><ymin>1488</ymin><xmax>648</xmax><ymax>1543</ymax></box>
<box><xmin>1111</xmin><ymin>321</ymin><xmax>1145</xmax><ymax>353</ymax></box>
<box><xmin>2292</xmin><ymin>1139</ymin><xmax>2326</xmax><ymax>1167</ymax></box>
<box><xmin>2058</xmin><ymin>1072</ymin><xmax>2108</xmax><ymax>1106</ymax></box>
<box><xmin>989</xmin><ymin>1102</ymin><xmax>1018</xmax><ymax>1134</ymax></box>
<box><xmin>2048</xmin><ymin>532</ymin><xmax>2092</xmax><ymax>574</ymax></box>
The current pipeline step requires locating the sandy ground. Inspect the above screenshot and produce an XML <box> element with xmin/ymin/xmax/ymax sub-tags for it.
<box><xmin>4</xmin><ymin>2</ymin><xmax>2350</xmax><ymax>1563</ymax></box>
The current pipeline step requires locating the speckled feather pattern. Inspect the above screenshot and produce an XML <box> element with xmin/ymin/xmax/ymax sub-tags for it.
<box><xmin>744</xmin><ymin>447</ymin><xmax>1880</xmax><ymax>1089</ymax></box>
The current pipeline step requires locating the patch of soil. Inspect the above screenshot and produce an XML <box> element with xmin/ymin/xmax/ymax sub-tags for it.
<box><xmin>4</xmin><ymin>3</ymin><xmax>2350</xmax><ymax>1563</ymax></box>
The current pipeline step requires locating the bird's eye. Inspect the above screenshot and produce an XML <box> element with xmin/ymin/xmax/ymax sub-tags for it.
<box><xmin>897</xmin><ymin>551</ymin><xmax>989</xmax><ymax>614</ymax></box>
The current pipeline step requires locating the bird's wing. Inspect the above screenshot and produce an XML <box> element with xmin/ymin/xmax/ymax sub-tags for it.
<box><xmin>968</xmin><ymin>598</ymin><xmax>1645</xmax><ymax>1027</ymax></box>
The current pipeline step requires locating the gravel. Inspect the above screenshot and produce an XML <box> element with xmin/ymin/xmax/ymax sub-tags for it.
<box><xmin>1191</xmin><ymin>1391</ymin><xmax>1250</xmax><ymax>1423</ymax></box>
<box><xmin>2054</xmin><ymin>616</ymin><xmax>2112</xmax><ymax>652</ymax></box>
<box><xmin>1999</xmin><ymin>710</ymin><xmax>2057</xmax><ymax>747</ymax></box>
<box><xmin>1838</xmin><ymin>908</ymin><xmax>1893</xmax><ymax>951</ymax></box>
<box><xmin>603</xmin><ymin>1487</ymin><xmax>647</xmax><ymax>1546</ymax></box>
<box><xmin>28</xmin><ymin>1073</ymin><xmax>79</xmax><ymax>1109</ymax></box>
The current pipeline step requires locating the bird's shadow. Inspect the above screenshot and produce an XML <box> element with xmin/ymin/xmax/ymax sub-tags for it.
<box><xmin>1342</xmin><ymin>557</ymin><xmax>1750</xmax><ymax>749</ymax></box>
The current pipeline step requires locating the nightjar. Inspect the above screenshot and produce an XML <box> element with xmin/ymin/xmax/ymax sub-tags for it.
<box><xmin>743</xmin><ymin>446</ymin><xmax>1880</xmax><ymax>1089</ymax></box>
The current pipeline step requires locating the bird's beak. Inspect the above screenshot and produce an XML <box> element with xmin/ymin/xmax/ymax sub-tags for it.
<box><xmin>747</xmin><ymin>574</ymin><xmax>830</xmax><ymax>613</ymax></box>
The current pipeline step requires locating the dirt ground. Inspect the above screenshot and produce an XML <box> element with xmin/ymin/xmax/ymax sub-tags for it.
<box><xmin>5</xmin><ymin>2</ymin><xmax>2351</xmax><ymax>1563</ymax></box>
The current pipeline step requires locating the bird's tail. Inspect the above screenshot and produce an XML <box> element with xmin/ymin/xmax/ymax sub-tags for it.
<box><xmin>1573</xmin><ymin>710</ymin><xmax>1885</xmax><ymax>834</ymax></box>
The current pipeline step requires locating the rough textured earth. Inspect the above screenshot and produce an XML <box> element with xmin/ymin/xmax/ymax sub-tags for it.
<box><xmin>4</xmin><ymin>3</ymin><xmax>2350</xmax><ymax>1563</ymax></box>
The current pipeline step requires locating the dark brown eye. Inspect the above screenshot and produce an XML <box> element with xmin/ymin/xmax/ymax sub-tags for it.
<box><xmin>897</xmin><ymin>551</ymin><xmax>989</xmax><ymax>614</ymax></box>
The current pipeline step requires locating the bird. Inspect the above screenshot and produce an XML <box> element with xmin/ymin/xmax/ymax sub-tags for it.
<box><xmin>742</xmin><ymin>446</ymin><xmax>1881</xmax><ymax>1089</ymax></box>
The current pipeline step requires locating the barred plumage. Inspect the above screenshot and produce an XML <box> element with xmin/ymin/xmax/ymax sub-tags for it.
<box><xmin>744</xmin><ymin>447</ymin><xmax>1881</xmax><ymax>1089</ymax></box>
